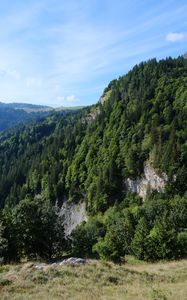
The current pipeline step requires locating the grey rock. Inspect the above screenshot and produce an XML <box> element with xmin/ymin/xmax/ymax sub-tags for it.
<box><xmin>58</xmin><ymin>257</ymin><xmax>86</xmax><ymax>266</ymax></box>
<box><xmin>125</xmin><ymin>162</ymin><xmax>168</xmax><ymax>200</ymax></box>
<box><xmin>60</xmin><ymin>201</ymin><xmax>87</xmax><ymax>237</ymax></box>
<box><xmin>74</xmin><ymin>258</ymin><xmax>85</xmax><ymax>264</ymax></box>
<box><xmin>183</xmin><ymin>52</ymin><xmax>187</xmax><ymax>59</ymax></box>
<box><xmin>35</xmin><ymin>263</ymin><xmax>47</xmax><ymax>270</ymax></box>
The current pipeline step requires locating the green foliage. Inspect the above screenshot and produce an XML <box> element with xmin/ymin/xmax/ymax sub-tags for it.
<box><xmin>94</xmin><ymin>207</ymin><xmax>135</xmax><ymax>262</ymax></box>
<box><xmin>0</xmin><ymin>221</ymin><xmax>8</xmax><ymax>261</ymax></box>
<box><xmin>91</xmin><ymin>193</ymin><xmax>187</xmax><ymax>262</ymax></box>
<box><xmin>145</xmin><ymin>217</ymin><xmax>178</xmax><ymax>260</ymax></box>
<box><xmin>131</xmin><ymin>217</ymin><xmax>150</xmax><ymax>260</ymax></box>
<box><xmin>71</xmin><ymin>216</ymin><xmax>105</xmax><ymax>257</ymax></box>
<box><xmin>14</xmin><ymin>197</ymin><xmax>65</xmax><ymax>259</ymax></box>
<box><xmin>177</xmin><ymin>231</ymin><xmax>187</xmax><ymax>257</ymax></box>
<box><xmin>1</xmin><ymin>197</ymin><xmax>66</xmax><ymax>261</ymax></box>
<box><xmin>1</xmin><ymin>209</ymin><xmax>20</xmax><ymax>262</ymax></box>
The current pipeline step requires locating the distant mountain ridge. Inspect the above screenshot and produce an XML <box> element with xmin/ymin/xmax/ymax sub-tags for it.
<box><xmin>0</xmin><ymin>102</ymin><xmax>84</xmax><ymax>112</ymax></box>
<box><xmin>0</xmin><ymin>102</ymin><xmax>84</xmax><ymax>131</ymax></box>
<box><xmin>0</xmin><ymin>102</ymin><xmax>50</xmax><ymax>108</ymax></box>
<box><xmin>0</xmin><ymin>104</ymin><xmax>52</xmax><ymax>132</ymax></box>
<box><xmin>0</xmin><ymin>102</ymin><xmax>52</xmax><ymax>112</ymax></box>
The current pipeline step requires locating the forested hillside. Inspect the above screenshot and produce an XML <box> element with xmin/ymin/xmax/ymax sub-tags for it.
<box><xmin>0</xmin><ymin>56</ymin><xmax>187</xmax><ymax>262</ymax></box>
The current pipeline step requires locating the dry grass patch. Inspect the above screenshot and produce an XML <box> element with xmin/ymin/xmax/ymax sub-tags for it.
<box><xmin>0</xmin><ymin>258</ymin><xmax>187</xmax><ymax>299</ymax></box>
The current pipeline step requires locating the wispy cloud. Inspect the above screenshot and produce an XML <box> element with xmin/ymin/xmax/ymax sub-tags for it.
<box><xmin>0</xmin><ymin>69</ymin><xmax>20</xmax><ymax>80</ymax></box>
<box><xmin>56</xmin><ymin>95</ymin><xmax>78</xmax><ymax>106</ymax></box>
<box><xmin>166</xmin><ymin>32</ymin><xmax>187</xmax><ymax>42</ymax></box>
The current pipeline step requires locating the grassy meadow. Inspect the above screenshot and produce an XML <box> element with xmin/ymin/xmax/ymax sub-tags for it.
<box><xmin>0</xmin><ymin>256</ymin><xmax>187</xmax><ymax>300</ymax></box>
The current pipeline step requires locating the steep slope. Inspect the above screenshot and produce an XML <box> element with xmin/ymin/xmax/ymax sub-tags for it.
<box><xmin>0</xmin><ymin>107</ymin><xmax>91</xmax><ymax>208</ymax></box>
<box><xmin>0</xmin><ymin>56</ymin><xmax>186</xmax><ymax>212</ymax></box>
<box><xmin>66</xmin><ymin>56</ymin><xmax>187</xmax><ymax>212</ymax></box>
<box><xmin>1</xmin><ymin>56</ymin><xmax>187</xmax><ymax>263</ymax></box>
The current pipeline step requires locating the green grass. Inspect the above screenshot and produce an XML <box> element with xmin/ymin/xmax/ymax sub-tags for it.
<box><xmin>0</xmin><ymin>257</ymin><xmax>187</xmax><ymax>299</ymax></box>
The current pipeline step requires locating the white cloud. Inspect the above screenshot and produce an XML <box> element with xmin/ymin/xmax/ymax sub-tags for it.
<box><xmin>166</xmin><ymin>32</ymin><xmax>187</xmax><ymax>42</ymax></box>
<box><xmin>66</xmin><ymin>95</ymin><xmax>77</xmax><ymax>103</ymax></box>
<box><xmin>56</xmin><ymin>95</ymin><xmax>78</xmax><ymax>106</ymax></box>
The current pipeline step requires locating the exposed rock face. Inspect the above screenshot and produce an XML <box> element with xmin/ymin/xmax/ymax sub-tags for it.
<box><xmin>183</xmin><ymin>52</ymin><xmax>187</xmax><ymax>59</ymax></box>
<box><xmin>56</xmin><ymin>257</ymin><xmax>86</xmax><ymax>266</ymax></box>
<box><xmin>99</xmin><ymin>89</ymin><xmax>112</xmax><ymax>105</ymax></box>
<box><xmin>34</xmin><ymin>258</ymin><xmax>86</xmax><ymax>270</ymax></box>
<box><xmin>83</xmin><ymin>108</ymin><xmax>100</xmax><ymax>124</ymax></box>
<box><xmin>125</xmin><ymin>162</ymin><xmax>168</xmax><ymax>199</ymax></box>
<box><xmin>60</xmin><ymin>201</ymin><xmax>87</xmax><ymax>236</ymax></box>
<box><xmin>83</xmin><ymin>89</ymin><xmax>112</xmax><ymax>124</ymax></box>
<box><xmin>60</xmin><ymin>163</ymin><xmax>168</xmax><ymax>235</ymax></box>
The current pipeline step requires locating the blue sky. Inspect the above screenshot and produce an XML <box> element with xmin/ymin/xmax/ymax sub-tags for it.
<box><xmin>0</xmin><ymin>0</ymin><xmax>187</xmax><ymax>107</ymax></box>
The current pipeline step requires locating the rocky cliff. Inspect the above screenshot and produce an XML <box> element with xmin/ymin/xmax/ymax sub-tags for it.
<box><xmin>183</xmin><ymin>52</ymin><xmax>187</xmax><ymax>59</ymax></box>
<box><xmin>60</xmin><ymin>201</ymin><xmax>88</xmax><ymax>236</ymax></box>
<box><xmin>60</xmin><ymin>162</ymin><xmax>168</xmax><ymax>236</ymax></box>
<box><xmin>125</xmin><ymin>162</ymin><xmax>168</xmax><ymax>199</ymax></box>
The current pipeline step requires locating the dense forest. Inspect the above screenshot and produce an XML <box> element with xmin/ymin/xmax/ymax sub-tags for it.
<box><xmin>0</xmin><ymin>56</ymin><xmax>187</xmax><ymax>263</ymax></box>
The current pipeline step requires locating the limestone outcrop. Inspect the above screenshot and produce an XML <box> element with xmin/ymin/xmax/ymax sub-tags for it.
<box><xmin>125</xmin><ymin>162</ymin><xmax>168</xmax><ymax>199</ymax></box>
<box><xmin>60</xmin><ymin>201</ymin><xmax>87</xmax><ymax>236</ymax></box>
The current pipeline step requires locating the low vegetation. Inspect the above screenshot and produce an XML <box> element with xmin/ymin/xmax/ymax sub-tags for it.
<box><xmin>0</xmin><ymin>257</ymin><xmax>187</xmax><ymax>299</ymax></box>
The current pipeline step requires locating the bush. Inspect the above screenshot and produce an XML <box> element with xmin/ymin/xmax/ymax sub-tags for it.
<box><xmin>177</xmin><ymin>231</ymin><xmax>187</xmax><ymax>257</ymax></box>
<box><xmin>71</xmin><ymin>216</ymin><xmax>105</xmax><ymax>257</ymax></box>
<box><xmin>131</xmin><ymin>217</ymin><xmax>150</xmax><ymax>260</ymax></box>
<box><xmin>94</xmin><ymin>209</ymin><xmax>135</xmax><ymax>262</ymax></box>
<box><xmin>146</xmin><ymin>219</ymin><xmax>178</xmax><ymax>260</ymax></box>
<box><xmin>1</xmin><ymin>197</ymin><xmax>66</xmax><ymax>261</ymax></box>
